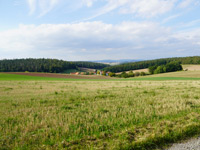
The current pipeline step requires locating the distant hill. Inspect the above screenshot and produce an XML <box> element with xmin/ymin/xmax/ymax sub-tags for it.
<box><xmin>103</xmin><ymin>56</ymin><xmax>200</xmax><ymax>73</ymax></box>
<box><xmin>93</xmin><ymin>59</ymin><xmax>143</xmax><ymax>65</ymax></box>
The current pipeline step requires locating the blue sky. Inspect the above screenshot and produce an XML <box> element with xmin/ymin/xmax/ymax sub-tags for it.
<box><xmin>0</xmin><ymin>0</ymin><xmax>200</xmax><ymax>61</ymax></box>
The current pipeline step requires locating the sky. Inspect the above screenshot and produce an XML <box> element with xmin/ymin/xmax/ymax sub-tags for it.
<box><xmin>0</xmin><ymin>0</ymin><xmax>200</xmax><ymax>61</ymax></box>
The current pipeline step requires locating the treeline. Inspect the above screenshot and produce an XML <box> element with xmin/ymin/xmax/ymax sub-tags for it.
<box><xmin>0</xmin><ymin>58</ymin><xmax>109</xmax><ymax>73</ymax></box>
<box><xmin>103</xmin><ymin>56</ymin><xmax>200</xmax><ymax>73</ymax></box>
<box><xmin>149</xmin><ymin>61</ymin><xmax>183</xmax><ymax>74</ymax></box>
<box><xmin>72</xmin><ymin>61</ymin><xmax>109</xmax><ymax>69</ymax></box>
<box><xmin>114</xmin><ymin>71</ymin><xmax>147</xmax><ymax>78</ymax></box>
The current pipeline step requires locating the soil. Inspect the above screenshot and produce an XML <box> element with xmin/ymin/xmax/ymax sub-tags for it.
<box><xmin>5</xmin><ymin>72</ymin><xmax>114</xmax><ymax>80</ymax></box>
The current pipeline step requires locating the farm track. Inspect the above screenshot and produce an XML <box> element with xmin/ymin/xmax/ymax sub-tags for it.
<box><xmin>4</xmin><ymin>72</ymin><xmax>113</xmax><ymax>80</ymax></box>
<box><xmin>166</xmin><ymin>136</ymin><xmax>200</xmax><ymax>150</ymax></box>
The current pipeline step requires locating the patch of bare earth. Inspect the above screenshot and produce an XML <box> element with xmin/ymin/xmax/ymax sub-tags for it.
<box><xmin>182</xmin><ymin>64</ymin><xmax>200</xmax><ymax>71</ymax></box>
<box><xmin>5</xmin><ymin>72</ymin><xmax>114</xmax><ymax>79</ymax></box>
<box><xmin>116</xmin><ymin>68</ymin><xmax>149</xmax><ymax>75</ymax></box>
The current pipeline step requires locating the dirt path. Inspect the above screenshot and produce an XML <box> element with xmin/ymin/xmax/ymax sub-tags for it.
<box><xmin>166</xmin><ymin>136</ymin><xmax>200</xmax><ymax>150</ymax></box>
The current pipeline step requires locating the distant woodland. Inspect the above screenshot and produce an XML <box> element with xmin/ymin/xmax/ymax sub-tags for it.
<box><xmin>1</xmin><ymin>56</ymin><xmax>200</xmax><ymax>73</ymax></box>
<box><xmin>103</xmin><ymin>56</ymin><xmax>200</xmax><ymax>73</ymax></box>
<box><xmin>0</xmin><ymin>59</ymin><xmax>109</xmax><ymax>73</ymax></box>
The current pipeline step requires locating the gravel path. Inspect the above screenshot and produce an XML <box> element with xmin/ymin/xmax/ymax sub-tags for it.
<box><xmin>166</xmin><ymin>136</ymin><xmax>200</xmax><ymax>150</ymax></box>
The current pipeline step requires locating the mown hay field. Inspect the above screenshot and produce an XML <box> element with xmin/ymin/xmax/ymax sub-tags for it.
<box><xmin>182</xmin><ymin>64</ymin><xmax>200</xmax><ymax>71</ymax></box>
<box><xmin>147</xmin><ymin>70</ymin><xmax>200</xmax><ymax>78</ymax></box>
<box><xmin>0</xmin><ymin>73</ymin><xmax>200</xmax><ymax>149</ymax></box>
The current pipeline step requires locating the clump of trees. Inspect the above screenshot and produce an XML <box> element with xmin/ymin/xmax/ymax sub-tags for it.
<box><xmin>115</xmin><ymin>71</ymin><xmax>147</xmax><ymax>78</ymax></box>
<box><xmin>149</xmin><ymin>61</ymin><xmax>182</xmax><ymax>74</ymax></box>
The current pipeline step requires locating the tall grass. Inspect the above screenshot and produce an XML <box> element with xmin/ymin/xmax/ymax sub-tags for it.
<box><xmin>0</xmin><ymin>80</ymin><xmax>200</xmax><ymax>149</ymax></box>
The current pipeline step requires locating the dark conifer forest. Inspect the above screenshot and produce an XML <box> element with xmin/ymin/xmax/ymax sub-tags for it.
<box><xmin>0</xmin><ymin>58</ymin><xmax>109</xmax><ymax>73</ymax></box>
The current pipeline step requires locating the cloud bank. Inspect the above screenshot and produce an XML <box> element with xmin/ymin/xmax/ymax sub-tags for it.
<box><xmin>1</xmin><ymin>22</ymin><xmax>200</xmax><ymax>60</ymax></box>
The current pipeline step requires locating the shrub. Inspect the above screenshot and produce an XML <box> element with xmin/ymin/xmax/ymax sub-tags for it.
<box><xmin>109</xmin><ymin>72</ymin><xmax>116</xmax><ymax>77</ymax></box>
<box><xmin>149</xmin><ymin>65</ymin><xmax>157</xmax><ymax>74</ymax></box>
<box><xmin>119</xmin><ymin>72</ymin><xmax>129</xmax><ymax>78</ymax></box>
<box><xmin>128</xmin><ymin>71</ymin><xmax>135</xmax><ymax>77</ymax></box>
<box><xmin>140</xmin><ymin>72</ymin><xmax>146</xmax><ymax>76</ymax></box>
<box><xmin>135</xmin><ymin>72</ymin><xmax>140</xmax><ymax>77</ymax></box>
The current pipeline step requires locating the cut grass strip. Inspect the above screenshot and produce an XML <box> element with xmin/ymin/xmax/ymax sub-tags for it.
<box><xmin>2</xmin><ymin>73</ymin><xmax>200</xmax><ymax>81</ymax></box>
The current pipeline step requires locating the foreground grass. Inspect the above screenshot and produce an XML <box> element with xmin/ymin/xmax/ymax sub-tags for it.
<box><xmin>0</xmin><ymin>78</ymin><xmax>200</xmax><ymax>149</ymax></box>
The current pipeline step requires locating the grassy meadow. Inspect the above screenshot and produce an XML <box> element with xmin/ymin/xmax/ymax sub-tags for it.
<box><xmin>0</xmin><ymin>73</ymin><xmax>200</xmax><ymax>149</ymax></box>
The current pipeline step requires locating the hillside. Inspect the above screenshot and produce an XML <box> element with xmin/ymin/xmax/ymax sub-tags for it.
<box><xmin>116</xmin><ymin>68</ymin><xmax>149</xmax><ymax>75</ymax></box>
<box><xmin>103</xmin><ymin>56</ymin><xmax>200</xmax><ymax>73</ymax></box>
<box><xmin>147</xmin><ymin>70</ymin><xmax>200</xmax><ymax>78</ymax></box>
<box><xmin>0</xmin><ymin>58</ymin><xmax>109</xmax><ymax>73</ymax></box>
<box><xmin>182</xmin><ymin>64</ymin><xmax>200</xmax><ymax>71</ymax></box>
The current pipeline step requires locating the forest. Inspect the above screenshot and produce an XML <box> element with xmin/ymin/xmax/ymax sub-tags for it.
<box><xmin>0</xmin><ymin>58</ymin><xmax>109</xmax><ymax>73</ymax></box>
<box><xmin>71</xmin><ymin>61</ymin><xmax>109</xmax><ymax>69</ymax></box>
<box><xmin>103</xmin><ymin>56</ymin><xmax>200</xmax><ymax>73</ymax></box>
<box><xmin>149</xmin><ymin>61</ymin><xmax>183</xmax><ymax>74</ymax></box>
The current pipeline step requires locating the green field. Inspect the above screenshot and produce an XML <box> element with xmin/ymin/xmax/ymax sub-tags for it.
<box><xmin>0</xmin><ymin>73</ymin><xmax>200</xmax><ymax>149</ymax></box>
<box><xmin>0</xmin><ymin>73</ymin><xmax>82</xmax><ymax>81</ymax></box>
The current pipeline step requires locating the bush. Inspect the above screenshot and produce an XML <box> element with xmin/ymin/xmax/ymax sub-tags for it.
<box><xmin>140</xmin><ymin>72</ymin><xmax>146</xmax><ymax>76</ymax></box>
<box><xmin>135</xmin><ymin>72</ymin><xmax>140</xmax><ymax>77</ymax></box>
<box><xmin>149</xmin><ymin>65</ymin><xmax>157</xmax><ymax>74</ymax></box>
<box><xmin>119</xmin><ymin>72</ymin><xmax>129</xmax><ymax>78</ymax></box>
<box><xmin>128</xmin><ymin>71</ymin><xmax>135</xmax><ymax>77</ymax></box>
<box><xmin>109</xmin><ymin>72</ymin><xmax>116</xmax><ymax>77</ymax></box>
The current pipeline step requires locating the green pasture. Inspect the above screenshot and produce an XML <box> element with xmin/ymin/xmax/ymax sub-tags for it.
<box><xmin>0</xmin><ymin>72</ymin><xmax>200</xmax><ymax>149</ymax></box>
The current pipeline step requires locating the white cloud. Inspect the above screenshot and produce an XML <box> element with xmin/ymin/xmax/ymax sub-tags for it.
<box><xmin>1</xmin><ymin>21</ymin><xmax>200</xmax><ymax>60</ymax></box>
<box><xmin>26</xmin><ymin>0</ymin><xmax>60</xmax><ymax>16</ymax></box>
<box><xmin>120</xmin><ymin>0</ymin><xmax>176</xmax><ymax>18</ymax></box>
<box><xmin>27</xmin><ymin>0</ymin><xmax>37</xmax><ymax>15</ymax></box>
<box><xmin>82</xmin><ymin>0</ymin><xmax>126</xmax><ymax>21</ymax></box>
<box><xmin>162</xmin><ymin>13</ymin><xmax>182</xmax><ymax>24</ymax></box>
<box><xmin>178</xmin><ymin>0</ymin><xmax>193</xmax><ymax>8</ymax></box>
<box><xmin>82</xmin><ymin>0</ymin><xmax>177</xmax><ymax>21</ymax></box>
<box><xmin>82</xmin><ymin>0</ymin><xmax>96</xmax><ymax>7</ymax></box>
<box><xmin>26</xmin><ymin>0</ymin><xmax>196</xmax><ymax>19</ymax></box>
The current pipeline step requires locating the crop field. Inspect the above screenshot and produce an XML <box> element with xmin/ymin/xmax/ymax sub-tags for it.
<box><xmin>182</xmin><ymin>64</ymin><xmax>200</xmax><ymax>71</ymax></box>
<box><xmin>0</xmin><ymin>73</ymin><xmax>200</xmax><ymax>149</ymax></box>
<box><xmin>147</xmin><ymin>70</ymin><xmax>200</xmax><ymax>78</ymax></box>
